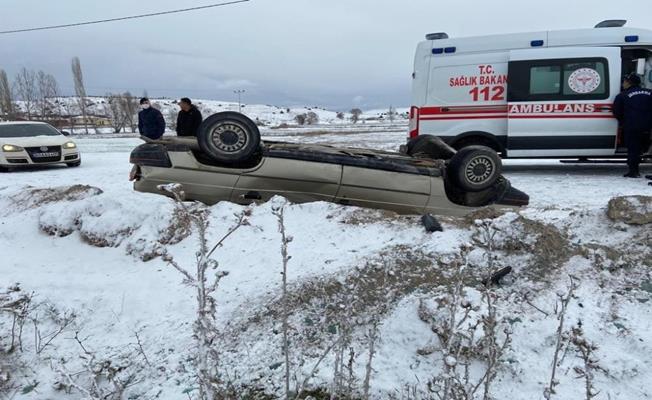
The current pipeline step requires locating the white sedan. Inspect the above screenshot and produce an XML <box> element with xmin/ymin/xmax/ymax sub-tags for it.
<box><xmin>0</xmin><ymin>122</ymin><xmax>80</xmax><ymax>171</ymax></box>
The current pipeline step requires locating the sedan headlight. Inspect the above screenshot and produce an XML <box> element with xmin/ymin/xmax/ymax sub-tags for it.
<box><xmin>63</xmin><ymin>141</ymin><xmax>77</xmax><ymax>149</ymax></box>
<box><xmin>2</xmin><ymin>144</ymin><xmax>24</xmax><ymax>152</ymax></box>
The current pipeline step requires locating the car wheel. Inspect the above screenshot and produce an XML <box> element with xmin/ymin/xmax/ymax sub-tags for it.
<box><xmin>66</xmin><ymin>160</ymin><xmax>81</xmax><ymax>167</ymax></box>
<box><xmin>406</xmin><ymin>134</ymin><xmax>457</xmax><ymax>160</ymax></box>
<box><xmin>0</xmin><ymin>166</ymin><xmax>9</xmax><ymax>172</ymax></box>
<box><xmin>448</xmin><ymin>146</ymin><xmax>502</xmax><ymax>192</ymax></box>
<box><xmin>197</xmin><ymin>112</ymin><xmax>261</xmax><ymax>164</ymax></box>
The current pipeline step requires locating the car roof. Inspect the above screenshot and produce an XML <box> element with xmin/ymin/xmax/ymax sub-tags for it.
<box><xmin>0</xmin><ymin>121</ymin><xmax>51</xmax><ymax>126</ymax></box>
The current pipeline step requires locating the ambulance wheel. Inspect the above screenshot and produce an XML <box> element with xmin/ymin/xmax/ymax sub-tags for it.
<box><xmin>198</xmin><ymin>112</ymin><xmax>261</xmax><ymax>164</ymax></box>
<box><xmin>448</xmin><ymin>146</ymin><xmax>502</xmax><ymax>192</ymax></box>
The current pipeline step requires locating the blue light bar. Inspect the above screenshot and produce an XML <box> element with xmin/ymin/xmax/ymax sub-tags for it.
<box><xmin>444</xmin><ymin>47</ymin><xmax>456</xmax><ymax>53</ymax></box>
<box><xmin>625</xmin><ymin>35</ymin><xmax>639</xmax><ymax>42</ymax></box>
<box><xmin>531</xmin><ymin>40</ymin><xmax>544</xmax><ymax>47</ymax></box>
<box><xmin>432</xmin><ymin>48</ymin><xmax>444</xmax><ymax>54</ymax></box>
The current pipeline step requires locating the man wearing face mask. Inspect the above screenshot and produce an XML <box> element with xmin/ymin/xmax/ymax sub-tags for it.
<box><xmin>137</xmin><ymin>97</ymin><xmax>166</xmax><ymax>140</ymax></box>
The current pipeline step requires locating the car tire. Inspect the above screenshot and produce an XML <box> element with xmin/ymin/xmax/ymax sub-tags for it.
<box><xmin>448</xmin><ymin>145</ymin><xmax>502</xmax><ymax>192</ymax></box>
<box><xmin>66</xmin><ymin>160</ymin><xmax>81</xmax><ymax>167</ymax></box>
<box><xmin>0</xmin><ymin>166</ymin><xmax>9</xmax><ymax>172</ymax></box>
<box><xmin>406</xmin><ymin>134</ymin><xmax>457</xmax><ymax>160</ymax></box>
<box><xmin>197</xmin><ymin>112</ymin><xmax>261</xmax><ymax>164</ymax></box>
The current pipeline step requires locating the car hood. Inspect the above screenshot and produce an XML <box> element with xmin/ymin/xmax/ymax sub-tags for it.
<box><xmin>0</xmin><ymin>135</ymin><xmax>71</xmax><ymax>147</ymax></box>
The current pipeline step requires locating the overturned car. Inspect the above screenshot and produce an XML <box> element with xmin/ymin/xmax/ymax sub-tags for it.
<box><xmin>129</xmin><ymin>112</ymin><xmax>528</xmax><ymax>216</ymax></box>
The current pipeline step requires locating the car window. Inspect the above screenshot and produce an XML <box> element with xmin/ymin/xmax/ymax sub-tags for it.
<box><xmin>0</xmin><ymin>124</ymin><xmax>62</xmax><ymax>138</ymax></box>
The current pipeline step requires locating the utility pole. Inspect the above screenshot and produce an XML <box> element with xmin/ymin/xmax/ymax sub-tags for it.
<box><xmin>233</xmin><ymin>89</ymin><xmax>245</xmax><ymax>113</ymax></box>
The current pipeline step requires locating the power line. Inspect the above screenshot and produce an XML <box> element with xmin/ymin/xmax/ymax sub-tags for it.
<box><xmin>0</xmin><ymin>0</ymin><xmax>250</xmax><ymax>35</ymax></box>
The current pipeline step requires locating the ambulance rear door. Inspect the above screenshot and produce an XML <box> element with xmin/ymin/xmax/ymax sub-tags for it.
<box><xmin>506</xmin><ymin>47</ymin><xmax>621</xmax><ymax>157</ymax></box>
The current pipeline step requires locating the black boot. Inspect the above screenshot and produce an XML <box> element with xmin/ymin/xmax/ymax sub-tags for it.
<box><xmin>623</xmin><ymin>171</ymin><xmax>641</xmax><ymax>178</ymax></box>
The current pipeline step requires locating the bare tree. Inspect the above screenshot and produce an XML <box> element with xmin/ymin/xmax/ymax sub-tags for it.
<box><xmin>306</xmin><ymin>111</ymin><xmax>319</xmax><ymax>125</ymax></box>
<box><xmin>159</xmin><ymin>183</ymin><xmax>249</xmax><ymax>399</ymax></box>
<box><xmin>0</xmin><ymin>69</ymin><xmax>15</xmax><ymax>120</ymax></box>
<box><xmin>336</xmin><ymin>111</ymin><xmax>344</xmax><ymax>121</ymax></box>
<box><xmin>272</xmin><ymin>203</ymin><xmax>292</xmax><ymax>400</ymax></box>
<box><xmin>165</xmin><ymin>107</ymin><xmax>178</xmax><ymax>132</ymax></box>
<box><xmin>53</xmin><ymin>331</ymin><xmax>141</xmax><ymax>400</ymax></box>
<box><xmin>14</xmin><ymin>68</ymin><xmax>38</xmax><ymax>120</ymax></box>
<box><xmin>71</xmin><ymin>57</ymin><xmax>89</xmax><ymax>133</ymax></box>
<box><xmin>60</xmin><ymin>100</ymin><xmax>76</xmax><ymax>132</ymax></box>
<box><xmin>37</xmin><ymin>71</ymin><xmax>59</xmax><ymax>120</ymax></box>
<box><xmin>350</xmin><ymin>108</ymin><xmax>362</xmax><ymax>124</ymax></box>
<box><xmin>119</xmin><ymin>92</ymin><xmax>139</xmax><ymax>133</ymax></box>
<box><xmin>294</xmin><ymin>113</ymin><xmax>307</xmax><ymax>126</ymax></box>
<box><xmin>106</xmin><ymin>93</ymin><xmax>126</xmax><ymax>133</ymax></box>
<box><xmin>570</xmin><ymin>324</ymin><xmax>604</xmax><ymax>400</ymax></box>
<box><xmin>544</xmin><ymin>276</ymin><xmax>578</xmax><ymax>400</ymax></box>
<box><xmin>388</xmin><ymin>105</ymin><xmax>396</xmax><ymax>123</ymax></box>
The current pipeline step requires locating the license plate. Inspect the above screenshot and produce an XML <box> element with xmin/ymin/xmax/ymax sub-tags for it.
<box><xmin>33</xmin><ymin>152</ymin><xmax>59</xmax><ymax>158</ymax></box>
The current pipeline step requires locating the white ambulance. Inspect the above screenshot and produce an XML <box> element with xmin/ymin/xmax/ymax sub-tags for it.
<box><xmin>409</xmin><ymin>20</ymin><xmax>652</xmax><ymax>158</ymax></box>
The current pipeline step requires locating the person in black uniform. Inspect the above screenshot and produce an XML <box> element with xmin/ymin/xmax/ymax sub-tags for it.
<box><xmin>613</xmin><ymin>73</ymin><xmax>652</xmax><ymax>178</ymax></box>
<box><xmin>176</xmin><ymin>98</ymin><xmax>203</xmax><ymax>137</ymax></box>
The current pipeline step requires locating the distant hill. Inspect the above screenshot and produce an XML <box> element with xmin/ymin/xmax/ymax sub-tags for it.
<box><xmin>11</xmin><ymin>96</ymin><xmax>408</xmax><ymax>130</ymax></box>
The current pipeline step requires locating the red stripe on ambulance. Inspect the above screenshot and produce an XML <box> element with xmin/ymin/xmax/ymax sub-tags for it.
<box><xmin>417</xmin><ymin>103</ymin><xmax>614</xmax><ymax>121</ymax></box>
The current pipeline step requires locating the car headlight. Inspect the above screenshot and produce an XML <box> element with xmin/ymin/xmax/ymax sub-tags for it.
<box><xmin>63</xmin><ymin>141</ymin><xmax>77</xmax><ymax>149</ymax></box>
<box><xmin>2</xmin><ymin>144</ymin><xmax>24</xmax><ymax>152</ymax></box>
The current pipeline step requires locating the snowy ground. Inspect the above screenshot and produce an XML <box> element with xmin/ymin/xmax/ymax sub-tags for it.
<box><xmin>14</xmin><ymin>96</ymin><xmax>408</xmax><ymax>130</ymax></box>
<box><xmin>1</xmin><ymin>130</ymin><xmax>651</xmax><ymax>399</ymax></box>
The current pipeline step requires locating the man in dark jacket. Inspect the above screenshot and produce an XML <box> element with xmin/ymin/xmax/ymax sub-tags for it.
<box><xmin>138</xmin><ymin>97</ymin><xmax>166</xmax><ymax>140</ymax></box>
<box><xmin>176</xmin><ymin>97</ymin><xmax>203</xmax><ymax>137</ymax></box>
<box><xmin>613</xmin><ymin>73</ymin><xmax>652</xmax><ymax>178</ymax></box>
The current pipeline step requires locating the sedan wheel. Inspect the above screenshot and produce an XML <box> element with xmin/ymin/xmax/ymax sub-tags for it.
<box><xmin>198</xmin><ymin>112</ymin><xmax>261</xmax><ymax>164</ymax></box>
<box><xmin>448</xmin><ymin>146</ymin><xmax>502</xmax><ymax>192</ymax></box>
<box><xmin>464</xmin><ymin>154</ymin><xmax>495</xmax><ymax>184</ymax></box>
<box><xmin>210</xmin><ymin>121</ymin><xmax>249</xmax><ymax>153</ymax></box>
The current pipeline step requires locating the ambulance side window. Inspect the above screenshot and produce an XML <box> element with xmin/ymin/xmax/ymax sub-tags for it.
<box><xmin>530</xmin><ymin>66</ymin><xmax>561</xmax><ymax>94</ymax></box>
<box><xmin>508</xmin><ymin>57</ymin><xmax>609</xmax><ymax>102</ymax></box>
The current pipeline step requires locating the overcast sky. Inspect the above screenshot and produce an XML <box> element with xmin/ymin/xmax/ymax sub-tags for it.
<box><xmin>1</xmin><ymin>0</ymin><xmax>651</xmax><ymax>109</ymax></box>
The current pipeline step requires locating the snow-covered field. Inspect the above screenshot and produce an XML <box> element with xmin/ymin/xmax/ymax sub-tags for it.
<box><xmin>15</xmin><ymin>96</ymin><xmax>408</xmax><ymax>131</ymax></box>
<box><xmin>1</xmin><ymin>131</ymin><xmax>651</xmax><ymax>399</ymax></box>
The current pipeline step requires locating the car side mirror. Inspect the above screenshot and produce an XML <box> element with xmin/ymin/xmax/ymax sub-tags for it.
<box><xmin>60</xmin><ymin>130</ymin><xmax>70</xmax><ymax>136</ymax></box>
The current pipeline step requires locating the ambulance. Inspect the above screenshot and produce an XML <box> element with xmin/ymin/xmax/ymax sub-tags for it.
<box><xmin>409</xmin><ymin>20</ymin><xmax>652</xmax><ymax>158</ymax></box>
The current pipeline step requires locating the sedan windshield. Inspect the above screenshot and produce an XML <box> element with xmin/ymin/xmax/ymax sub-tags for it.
<box><xmin>0</xmin><ymin>124</ymin><xmax>61</xmax><ymax>138</ymax></box>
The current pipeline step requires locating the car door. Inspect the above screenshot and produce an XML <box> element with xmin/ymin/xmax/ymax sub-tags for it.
<box><xmin>335</xmin><ymin>165</ymin><xmax>431</xmax><ymax>214</ymax></box>
<box><xmin>506</xmin><ymin>47</ymin><xmax>621</xmax><ymax>157</ymax></box>
<box><xmin>164</xmin><ymin>151</ymin><xmax>242</xmax><ymax>205</ymax></box>
<box><xmin>230</xmin><ymin>157</ymin><xmax>343</xmax><ymax>205</ymax></box>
